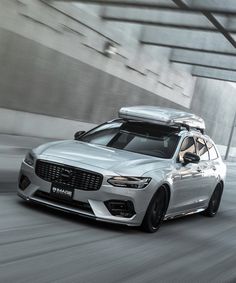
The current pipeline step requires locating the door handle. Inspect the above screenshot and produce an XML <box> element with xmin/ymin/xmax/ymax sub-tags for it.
<box><xmin>197</xmin><ymin>168</ymin><xmax>202</xmax><ymax>173</ymax></box>
<box><xmin>212</xmin><ymin>166</ymin><xmax>217</xmax><ymax>171</ymax></box>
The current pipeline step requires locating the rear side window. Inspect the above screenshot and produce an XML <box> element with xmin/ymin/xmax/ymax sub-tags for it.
<box><xmin>206</xmin><ymin>141</ymin><xmax>218</xmax><ymax>160</ymax></box>
<box><xmin>196</xmin><ymin>138</ymin><xmax>209</xmax><ymax>161</ymax></box>
<box><xmin>179</xmin><ymin>137</ymin><xmax>196</xmax><ymax>162</ymax></box>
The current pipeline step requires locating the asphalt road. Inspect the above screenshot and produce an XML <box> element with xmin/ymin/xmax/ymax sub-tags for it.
<box><xmin>0</xmin><ymin>135</ymin><xmax>236</xmax><ymax>282</ymax></box>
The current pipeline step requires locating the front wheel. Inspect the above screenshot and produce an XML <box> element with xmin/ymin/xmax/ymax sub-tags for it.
<box><xmin>202</xmin><ymin>183</ymin><xmax>223</xmax><ymax>217</ymax></box>
<box><xmin>141</xmin><ymin>186</ymin><xmax>169</xmax><ymax>233</ymax></box>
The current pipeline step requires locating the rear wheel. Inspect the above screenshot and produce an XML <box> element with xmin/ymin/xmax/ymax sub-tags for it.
<box><xmin>202</xmin><ymin>183</ymin><xmax>223</xmax><ymax>217</ymax></box>
<box><xmin>141</xmin><ymin>186</ymin><xmax>169</xmax><ymax>233</ymax></box>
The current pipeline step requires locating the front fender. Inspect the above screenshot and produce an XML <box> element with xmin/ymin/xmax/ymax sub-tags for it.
<box><xmin>142</xmin><ymin>168</ymin><xmax>174</xmax><ymax>200</ymax></box>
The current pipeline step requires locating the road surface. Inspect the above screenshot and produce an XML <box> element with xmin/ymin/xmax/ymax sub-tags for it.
<box><xmin>0</xmin><ymin>135</ymin><xmax>235</xmax><ymax>282</ymax></box>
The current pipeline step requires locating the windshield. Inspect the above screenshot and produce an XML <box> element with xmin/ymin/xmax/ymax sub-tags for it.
<box><xmin>80</xmin><ymin>120</ymin><xmax>180</xmax><ymax>159</ymax></box>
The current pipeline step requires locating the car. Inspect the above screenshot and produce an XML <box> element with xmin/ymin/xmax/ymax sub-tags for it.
<box><xmin>17</xmin><ymin>106</ymin><xmax>226</xmax><ymax>233</ymax></box>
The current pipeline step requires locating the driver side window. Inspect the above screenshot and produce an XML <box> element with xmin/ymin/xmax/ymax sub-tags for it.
<box><xmin>196</xmin><ymin>137</ymin><xmax>209</xmax><ymax>161</ymax></box>
<box><xmin>178</xmin><ymin>137</ymin><xmax>196</xmax><ymax>163</ymax></box>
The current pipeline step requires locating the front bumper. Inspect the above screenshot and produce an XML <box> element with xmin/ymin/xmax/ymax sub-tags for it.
<box><xmin>17</xmin><ymin>160</ymin><xmax>154</xmax><ymax>226</ymax></box>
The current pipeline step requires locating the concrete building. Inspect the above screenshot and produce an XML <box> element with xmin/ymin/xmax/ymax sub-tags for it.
<box><xmin>0</xmin><ymin>0</ymin><xmax>236</xmax><ymax>155</ymax></box>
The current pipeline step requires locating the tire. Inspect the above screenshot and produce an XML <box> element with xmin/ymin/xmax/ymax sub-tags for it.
<box><xmin>202</xmin><ymin>183</ymin><xmax>223</xmax><ymax>217</ymax></box>
<box><xmin>141</xmin><ymin>186</ymin><xmax>169</xmax><ymax>233</ymax></box>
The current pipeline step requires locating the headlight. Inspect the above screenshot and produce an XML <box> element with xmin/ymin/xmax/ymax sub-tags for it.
<box><xmin>24</xmin><ymin>151</ymin><xmax>35</xmax><ymax>166</ymax></box>
<box><xmin>107</xmin><ymin>176</ymin><xmax>152</xmax><ymax>189</ymax></box>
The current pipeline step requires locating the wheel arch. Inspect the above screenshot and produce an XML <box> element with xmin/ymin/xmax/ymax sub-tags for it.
<box><xmin>159</xmin><ymin>183</ymin><xmax>171</xmax><ymax>208</ymax></box>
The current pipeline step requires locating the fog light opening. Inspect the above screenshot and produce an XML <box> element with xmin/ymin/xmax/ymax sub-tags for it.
<box><xmin>105</xmin><ymin>200</ymin><xmax>135</xmax><ymax>218</ymax></box>
<box><xmin>19</xmin><ymin>175</ymin><xmax>31</xmax><ymax>191</ymax></box>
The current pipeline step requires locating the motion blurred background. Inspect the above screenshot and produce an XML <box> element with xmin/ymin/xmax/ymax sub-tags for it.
<box><xmin>0</xmin><ymin>0</ymin><xmax>236</xmax><ymax>157</ymax></box>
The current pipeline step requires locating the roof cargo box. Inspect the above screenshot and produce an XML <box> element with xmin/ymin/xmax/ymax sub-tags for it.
<box><xmin>119</xmin><ymin>106</ymin><xmax>205</xmax><ymax>132</ymax></box>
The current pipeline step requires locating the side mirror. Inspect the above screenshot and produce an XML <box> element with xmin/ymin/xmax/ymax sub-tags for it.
<box><xmin>74</xmin><ymin>131</ymin><xmax>86</xmax><ymax>140</ymax></box>
<box><xmin>183</xmin><ymin>152</ymin><xmax>200</xmax><ymax>165</ymax></box>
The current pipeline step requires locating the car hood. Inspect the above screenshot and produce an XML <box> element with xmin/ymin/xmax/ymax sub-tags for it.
<box><xmin>38</xmin><ymin>140</ymin><xmax>169</xmax><ymax>175</ymax></box>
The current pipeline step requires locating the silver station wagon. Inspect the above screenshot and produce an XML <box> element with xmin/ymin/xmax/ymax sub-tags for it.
<box><xmin>18</xmin><ymin>106</ymin><xmax>226</xmax><ymax>232</ymax></box>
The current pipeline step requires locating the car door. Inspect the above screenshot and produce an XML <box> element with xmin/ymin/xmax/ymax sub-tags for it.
<box><xmin>205</xmin><ymin>140</ymin><xmax>221</xmax><ymax>193</ymax></box>
<box><xmin>170</xmin><ymin>136</ymin><xmax>204</xmax><ymax>214</ymax></box>
<box><xmin>195</xmin><ymin>137</ymin><xmax>214</xmax><ymax>206</ymax></box>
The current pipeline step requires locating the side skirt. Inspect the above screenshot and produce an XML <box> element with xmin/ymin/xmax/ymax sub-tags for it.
<box><xmin>164</xmin><ymin>207</ymin><xmax>206</xmax><ymax>221</ymax></box>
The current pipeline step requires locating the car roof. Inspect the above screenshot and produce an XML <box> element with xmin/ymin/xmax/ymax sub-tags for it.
<box><xmin>119</xmin><ymin>106</ymin><xmax>205</xmax><ymax>132</ymax></box>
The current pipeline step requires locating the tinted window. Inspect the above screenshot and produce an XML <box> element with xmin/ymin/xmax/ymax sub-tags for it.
<box><xmin>179</xmin><ymin>137</ymin><xmax>196</xmax><ymax>162</ymax></box>
<box><xmin>196</xmin><ymin>138</ymin><xmax>209</xmax><ymax>161</ymax></box>
<box><xmin>206</xmin><ymin>141</ymin><xmax>218</xmax><ymax>160</ymax></box>
<box><xmin>81</xmin><ymin>121</ymin><xmax>180</xmax><ymax>159</ymax></box>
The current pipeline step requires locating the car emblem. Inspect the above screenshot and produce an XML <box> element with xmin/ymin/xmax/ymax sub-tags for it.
<box><xmin>60</xmin><ymin>169</ymin><xmax>73</xmax><ymax>181</ymax></box>
<box><xmin>52</xmin><ymin>187</ymin><xmax>57</xmax><ymax>192</ymax></box>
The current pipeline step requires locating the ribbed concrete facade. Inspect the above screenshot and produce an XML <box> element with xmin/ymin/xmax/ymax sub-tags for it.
<box><xmin>0</xmin><ymin>0</ymin><xmax>235</xmax><ymax>148</ymax></box>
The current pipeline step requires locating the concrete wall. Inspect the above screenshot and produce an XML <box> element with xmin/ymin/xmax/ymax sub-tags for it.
<box><xmin>0</xmin><ymin>27</ymin><xmax>187</xmax><ymax>125</ymax></box>
<box><xmin>0</xmin><ymin>0</ymin><xmax>194</xmax><ymax>120</ymax></box>
<box><xmin>0</xmin><ymin>108</ymin><xmax>95</xmax><ymax>139</ymax></box>
<box><xmin>191</xmin><ymin>78</ymin><xmax>236</xmax><ymax>146</ymax></box>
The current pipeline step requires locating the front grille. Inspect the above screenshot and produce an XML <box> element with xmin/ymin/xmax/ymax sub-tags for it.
<box><xmin>34</xmin><ymin>190</ymin><xmax>94</xmax><ymax>214</ymax></box>
<box><xmin>35</xmin><ymin>160</ymin><xmax>103</xmax><ymax>191</ymax></box>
